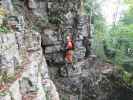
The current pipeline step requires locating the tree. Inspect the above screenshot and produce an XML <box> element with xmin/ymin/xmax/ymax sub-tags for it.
<box><xmin>102</xmin><ymin>0</ymin><xmax>133</xmax><ymax>84</ymax></box>
<box><xmin>84</xmin><ymin>0</ymin><xmax>107</xmax><ymax>60</ymax></box>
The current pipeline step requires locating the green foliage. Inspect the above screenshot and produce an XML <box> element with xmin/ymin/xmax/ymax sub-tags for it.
<box><xmin>84</xmin><ymin>0</ymin><xmax>107</xmax><ymax>60</ymax></box>
<box><xmin>84</xmin><ymin>0</ymin><xmax>133</xmax><ymax>84</ymax></box>
<box><xmin>84</xmin><ymin>0</ymin><xmax>93</xmax><ymax>15</ymax></box>
<box><xmin>0</xmin><ymin>26</ymin><xmax>9</xmax><ymax>33</ymax></box>
<box><xmin>92</xmin><ymin>14</ymin><xmax>107</xmax><ymax>59</ymax></box>
<box><xmin>62</xmin><ymin>96</ymin><xmax>69</xmax><ymax>100</ymax></box>
<box><xmin>104</xmin><ymin>24</ymin><xmax>133</xmax><ymax>69</ymax></box>
<box><xmin>0</xmin><ymin>91</ymin><xmax>8</xmax><ymax>96</ymax></box>
<box><xmin>101</xmin><ymin>0</ymin><xmax>133</xmax><ymax>84</ymax></box>
<box><xmin>117</xmin><ymin>66</ymin><xmax>133</xmax><ymax>85</ymax></box>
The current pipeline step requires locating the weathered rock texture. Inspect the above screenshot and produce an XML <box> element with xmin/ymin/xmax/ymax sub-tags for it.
<box><xmin>40</xmin><ymin>0</ymin><xmax>91</xmax><ymax>63</ymax></box>
<box><xmin>10</xmin><ymin>0</ymin><xmax>92</xmax><ymax>63</ymax></box>
<box><xmin>51</xmin><ymin>57</ymin><xmax>133</xmax><ymax>100</ymax></box>
<box><xmin>0</xmin><ymin>0</ymin><xmax>91</xmax><ymax>100</ymax></box>
<box><xmin>0</xmin><ymin>30</ymin><xmax>59</xmax><ymax>100</ymax></box>
<box><xmin>1</xmin><ymin>0</ymin><xmax>133</xmax><ymax>100</ymax></box>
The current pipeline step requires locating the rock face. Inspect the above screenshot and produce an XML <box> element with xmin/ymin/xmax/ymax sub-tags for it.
<box><xmin>40</xmin><ymin>0</ymin><xmax>92</xmax><ymax>63</ymax></box>
<box><xmin>1</xmin><ymin>0</ymin><xmax>13</xmax><ymax>14</ymax></box>
<box><xmin>0</xmin><ymin>33</ymin><xmax>21</xmax><ymax>76</ymax></box>
<box><xmin>11</xmin><ymin>0</ymin><xmax>92</xmax><ymax>63</ymax></box>
<box><xmin>52</xmin><ymin>57</ymin><xmax>133</xmax><ymax>100</ymax></box>
<box><xmin>2</xmin><ymin>0</ymin><xmax>133</xmax><ymax>100</ymax></box>
<box><xmin>0</xmin><ymin>30</ymin><xmax>59</xmax><ymax>100</ymax></box>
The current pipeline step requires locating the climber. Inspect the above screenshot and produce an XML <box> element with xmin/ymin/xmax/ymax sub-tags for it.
<box><xmin>65</xmin><ymin>33</ymin><xmax>74</xmax><ymax>63</ymax></box>
<box><xmin>64</xmin><ymin>33</ymin><xmax>75</xmax><ymax>73</ymax></box>
<box><xmin>59</xmin><ymin>33</ymin><xmax>75</xmax><ymax>77</ymax></box>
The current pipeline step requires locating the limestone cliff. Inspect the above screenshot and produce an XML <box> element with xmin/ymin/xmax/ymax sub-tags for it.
<box><xmin>0</xmin><ymin>0</ymin><xmax>60</xmax><ymax>100</ymax></box>
<box><xmin>1</xmin><ymin>0</ymin><xmax>133</xmax><ymax>100</ymax></box>
<box><xmin>0</xmin><ymin>30</ymin><xmax>59</xmax><ymax>100</ymax></box>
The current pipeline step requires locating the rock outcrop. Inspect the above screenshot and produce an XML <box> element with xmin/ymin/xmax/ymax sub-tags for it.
<box><xmin>1</xmin><ymin>0</ymin><xmax>133</xmax><ymax>100</ymax></box>
<box><xmin>0</xmin><ymin>30</ymin><xmax>59</xmax><ymax>100</ymax></box>
<box><xmin>40</xmin><ymin>0</ymin><xmax>92</xmax><ymax>63</ymax></box>
<box><xmin>10</xmin><ymin>0</ymin><xmax>92</xmax><ymax>64</ymax></box>
<box><xmin>52</xmin><ymin>57</ymin><xmax>133</xmax><ymax>100</ymax></box>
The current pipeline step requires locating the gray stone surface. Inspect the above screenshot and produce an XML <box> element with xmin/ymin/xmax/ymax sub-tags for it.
<box><xmin>41</xmin><ymin>29</ymin><xmax>59</xmax><ymax>46</ymax></box>
<box><xmin>34</xmin><ymin>0</ymin><xmax>48</xmax><ymax>17</ymax></box>
<box><xmin>45</xmin><ymin>45</ymin><xmax>61</xmax><ymax>54</ymax></box>
<box><xmin>0</xmin><ymin>93</ymin><xmax>11</xmax><ymax>100</ymax></box>
<box><xmin>9</xmin><ymin>80</ymin><xmax>22</xmax><ymax>100</ymax></box>
<box><xmin>74</xmin><ymin>47</ymin><xmax>86</xmax><ymax>61</ymax></box>
<box><xmin>0</xmin><ymin>33</ymin><xmax>21</xmax><ymax>75</ymax></box>
<box><xmin>0</xmin><ymin>28</ymin><xmax>59</xmax><ymax>100</ymax></box>
<box><xmin>2</xmin><ymin>0</ymin><xmax>13</xmax><ymax>14</ymax></box>
<box><xmin>42</xmin><ymin>79</ymin><xmax>60</xmax><ymax>100</ymax></box>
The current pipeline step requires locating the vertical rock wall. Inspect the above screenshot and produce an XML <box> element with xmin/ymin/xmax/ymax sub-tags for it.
<box><xmin>1</xmin><ymin>0</ymin><xmax>13</xmax><ymax>14</ymax></box>
<box><xmin>0</xmin><ymin>30</ymin><xmax>59</xmax><ymax>100</ymax></box>
<box><xmin>0</xmin><ymin>33</ymin><xmax>21</xmax><ymax>76</ymax></box>
<box><xmin>8</xmin><ymin>0</ymin><xmax>91</xmax><ymax>63</ymax></box>
<box><xmin>40</xmin><ymin>0</ymin><xmax>92</xmax><ymax>63</ymax></box>
<box><xmin>0</xmin><ymin>0</ymin><xmax>92</xmax><ymax>99</ymax></box>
